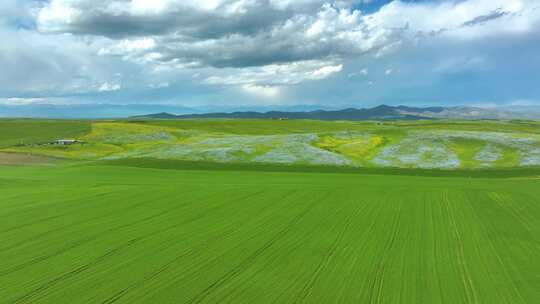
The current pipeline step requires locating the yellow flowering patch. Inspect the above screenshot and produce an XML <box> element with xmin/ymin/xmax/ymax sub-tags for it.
<box><xmin>315</xmin><ymin>134</ymin><xmax>386</xmax><ymax>164</ymax></box>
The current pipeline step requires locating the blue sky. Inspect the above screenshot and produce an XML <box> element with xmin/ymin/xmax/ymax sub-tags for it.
<box><xmin>0</xmin><ymin>0</ymin><xmax>539</xmax><ymax>115</ymax></box>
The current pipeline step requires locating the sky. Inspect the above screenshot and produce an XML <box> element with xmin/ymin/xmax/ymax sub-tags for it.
<box><xmin>0</xmin><ymin>0</ymin><xmax>539</xmax><ymax>116</ymax></box>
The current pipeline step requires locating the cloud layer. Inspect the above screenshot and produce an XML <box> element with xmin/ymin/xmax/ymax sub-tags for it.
<box><xmin>0</xmin><ymin>0</ymin><xmax>539</xmax><ymax>108</ymax></box>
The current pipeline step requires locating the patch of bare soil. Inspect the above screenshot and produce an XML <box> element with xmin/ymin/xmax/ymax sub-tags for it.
<box><xmin>0</xmin><ymin>152</ymin><xmax>56</xmax><ymax>166</ymax></box>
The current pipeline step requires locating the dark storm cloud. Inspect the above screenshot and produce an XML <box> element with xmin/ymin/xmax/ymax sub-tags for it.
<box><xmin>40</xmin><ymin>4</ymin><xmax>287</xmax><ymax>39</ymax></box>
<box><xmin>37</xmin><ymin>1</ymin><xmax>361</xmax><ymax>38</ymax></box>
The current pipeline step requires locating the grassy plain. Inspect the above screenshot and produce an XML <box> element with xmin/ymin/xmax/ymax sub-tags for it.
<box><xmin>1</xmin><ymin>119</ymin><xmax>540</xmax><ymax>303</ymax></box>
<box><xmin>0</xmin><ymin>162</ymin><xmax>539</xmax><ymax>303</ymax></box>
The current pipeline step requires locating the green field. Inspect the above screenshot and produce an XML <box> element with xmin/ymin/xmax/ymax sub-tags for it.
<box><xmin>2</xmin><ymin>119</ymin><xmax>540</xmax><ymax>169</ymax></box>
<box><xmin>1</xmin><ymin>161</ymin><xmax>539</xmax><ymax>303</ymax></box>
<box><xmin>1</xmin><ymin>119</ymin><xmax>540</xmax><ymax>303</ymax></box>
<box><xmin>0</xmin><ymin>119</ymin><xmax>91</xmax><ymax>148</ymax></box>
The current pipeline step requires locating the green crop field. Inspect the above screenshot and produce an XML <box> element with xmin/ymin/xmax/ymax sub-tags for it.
<box><xmin>0</xmin><ymin>120</ymin><xmax>91</xmax><ymax>148</ymax></box>
<box><xmin>1</xmin><ymin>119</ymin><xmax>540</xmax><ymax>303</ymax></box>
<box><xmin>1</xmin><ymin>161</ymin><xmax>539</xmax><ymax>303</ymax></box>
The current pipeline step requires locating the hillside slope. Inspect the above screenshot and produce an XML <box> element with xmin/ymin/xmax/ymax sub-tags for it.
<box><xmin>3</xmin><ymin>119</ymin><xmax>540</xmax><ymax>170</ymax></box>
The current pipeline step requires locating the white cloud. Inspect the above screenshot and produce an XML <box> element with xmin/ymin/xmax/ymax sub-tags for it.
<box><xmin>366</xmin><ymin>0</ymin><xmax>540</xmax><ymax>41</ymax></box>
<box><xmin>205</xmin><ymin>60</ymin><xmax>343</xmax><ymax>87</ymax></box>
<box><xmin>149</xmin><ymin>81</ymin><xmax>171</xmax><ymax>89</ymax></box>
<box><xmin>98</xmin><ymin>38</ymin><xmax>156</xmax><ymax>56</ymax></box>
<box><xmin>98</xmin><ymin>82</ymin><xmax>122</xmax><ymax>92</ymax></box>
<box><xmin>311</xmin><ymin>64</ymin><xmax>344</xmax><ymax>79</ymax></box>
<box><xmin>348</xmin><ymin>68</ymin><xmax>369</xmax><ymax>77</ymax></box>
<box><xmin>0</xmin><ymin>97</ymin><xmax>47</xmax><ymax>105</ymax></box>
<box><xmin>242</xmin><ymin>84</ymin><xmax>281</xmax><ymax>98</ymax></box>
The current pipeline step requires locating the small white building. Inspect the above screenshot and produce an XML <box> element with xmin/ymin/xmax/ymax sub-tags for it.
<box><xmin>55</xmin><ymin>139</ymin><xmax>77</xmax><ymax>145</ymax></box>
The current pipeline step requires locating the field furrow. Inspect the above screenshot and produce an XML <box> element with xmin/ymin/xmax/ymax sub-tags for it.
<box><xmin>1</xmin><ymin>164</ymin><xmax>539</xmax><ymax>303</ymax></box>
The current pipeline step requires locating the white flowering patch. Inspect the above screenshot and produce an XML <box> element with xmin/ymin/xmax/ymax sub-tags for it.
<box><xmin>432</xmin><ymin>130</ymin><xmax>540</xmax><ymax>167</ymax></box>
<box><xmin>372</xmin><ymin>136</ymin><xmax>460</xmax><ymax>169</ymax></box>
<box><xmin>99</xmin><ymin>131</ymin><xmax>175</xmax><ymax>144</ymax></box>
<box><xmin>113</xmin><ymin>132</ymin><xmax>350</xmax><ymax>165</ymax></box>
<box><xmin>254</xmin><ymin>142</ymin><xmax>352</xmax><ymax>166</ymax></box>
<box><xmin>474</xmin><ymin>144</ymin><xmax>501</xmax><ymax>167</ymax></box>
<box><xmin>521</xmin><ymin>148</ymin><xmax>540</xmax><ymax>166</ymax></box>
<box><xmin>372</xmin><ymin>130</ymin><xmax>540</xmax><ymax>168</ymax></box>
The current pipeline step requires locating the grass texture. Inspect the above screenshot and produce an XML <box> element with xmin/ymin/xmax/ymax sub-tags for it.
<box><xmin>0</xmin><ymin>162</ymin><xmax>539</xmax><ymax>303</ymax></box>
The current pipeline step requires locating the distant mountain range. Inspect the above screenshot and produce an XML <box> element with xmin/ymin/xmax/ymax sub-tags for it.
<box><xmin>133</xmin><ymin>105</ymin><xmax>540</xmax><ymax>121</ymax></box>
